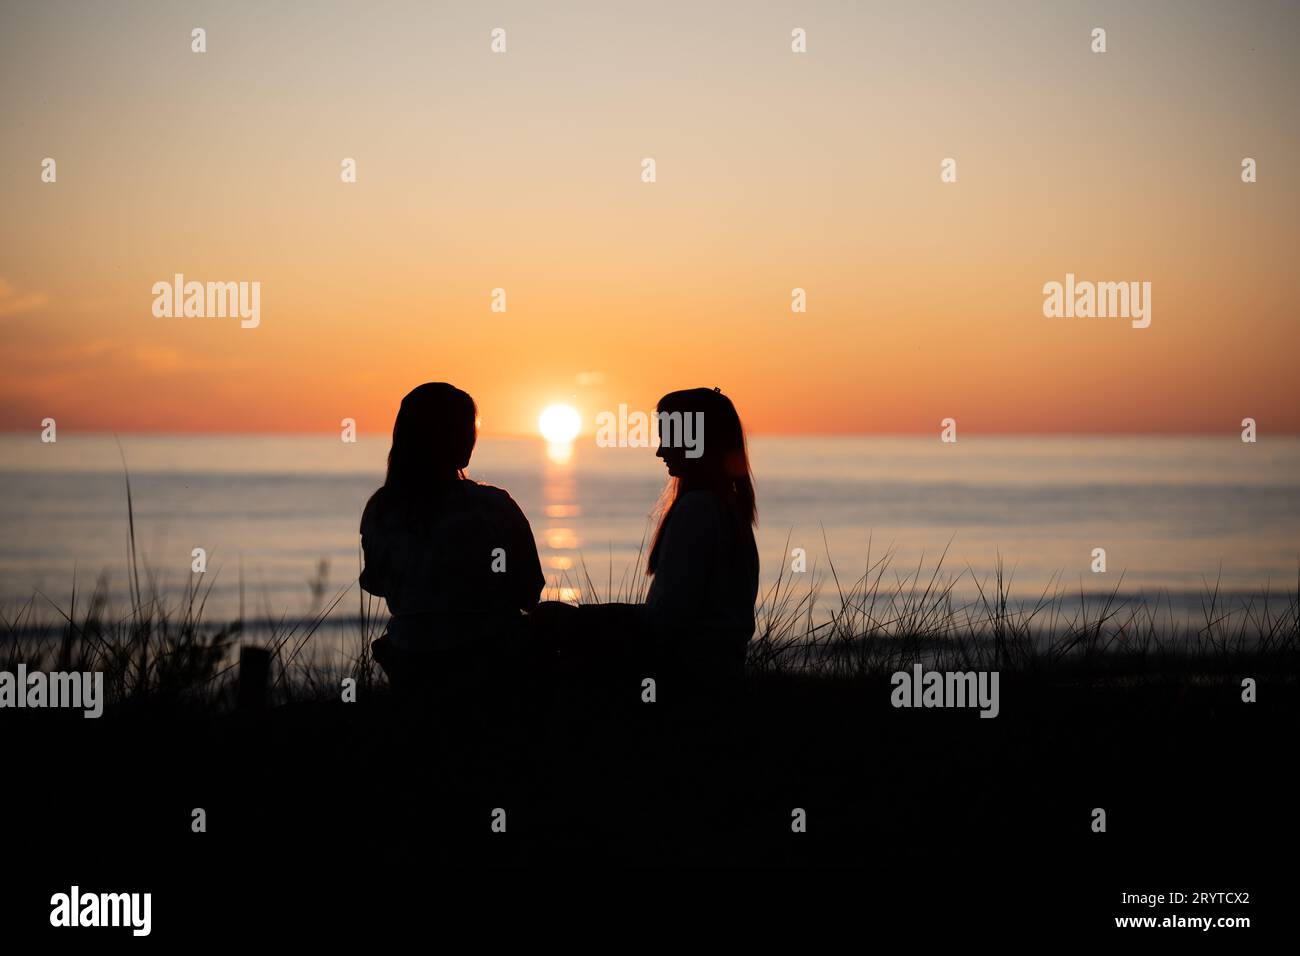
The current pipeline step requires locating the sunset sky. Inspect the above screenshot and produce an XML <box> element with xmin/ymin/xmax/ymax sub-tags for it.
<box><xmin>2</xmin><ymin>0</ymin><xmax>1297</xmax><ymax>437</ymax></box>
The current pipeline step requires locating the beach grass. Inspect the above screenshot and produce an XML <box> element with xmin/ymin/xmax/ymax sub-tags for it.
<box><xmin>6</xmin><ymin>484</ymin><xmax>1296</xmax><ymax>893</ymax></box>
<box><xmin>4</xmin><ymin>527</ymin><xmax>1296</xmax><ymax>712</ymax></box>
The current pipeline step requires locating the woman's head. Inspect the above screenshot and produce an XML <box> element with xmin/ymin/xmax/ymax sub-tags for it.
<box><xmin>648</xmin><ymin>387</ymin><xmax>755</xmax><ymax>573</ymax></box>
<box><xmin>384</xmin><ymin>383</ymin><xmax>477</xmax><ymax>496</ymax></box>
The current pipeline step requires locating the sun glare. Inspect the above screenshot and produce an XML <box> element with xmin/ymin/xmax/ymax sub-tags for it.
<box><xmin>538</xmin><ymin>404</ymin><xmax>581</xmax><ymax>444</ymax></box>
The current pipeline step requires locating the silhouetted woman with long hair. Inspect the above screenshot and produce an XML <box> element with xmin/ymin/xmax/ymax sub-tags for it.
<box><xmin>361</xmin><ymin>383</ymin><xmax>544</xmax><ymax>688</ymax></box>
<box><xmin>643</xmin><ymin>387</ymin><xmax>759</xmax><ymax>678</ymax></box>
<box><xmin>535</xmin><ymin>387</ymin><xmax>758</xmax><ymax>689</ymax></box>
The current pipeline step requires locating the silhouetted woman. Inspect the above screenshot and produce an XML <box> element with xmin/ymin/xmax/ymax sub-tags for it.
<box><xmin>643</xmin><ymin>387</ymin><xmax>758</xmax><ymax>680</ymax></box>
<box><xmin>536</xmin><ymin>387</ymin><xmax>759</xmax><ymax>689</ymax></box>
<box><xmin>361</xmin><ymin>383</ymin><xmax>544</xmax><ymax>689</ymax></box>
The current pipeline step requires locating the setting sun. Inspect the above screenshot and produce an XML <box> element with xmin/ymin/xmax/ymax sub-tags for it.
<box><xmin>538</xmin><ymin>404</ymin><xmax>581</xmax><ymax>444</ymax></box>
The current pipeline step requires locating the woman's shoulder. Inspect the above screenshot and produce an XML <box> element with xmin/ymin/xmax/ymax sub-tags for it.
<box><xmin>460</xmin><ymin>479</ymin><xmax>514</xmax><ymax>502</ymax></box>
<box><xmin>363</xmin><ymin>480</ymin><xmax>528</xmax><ymax>534</ymax></box>
<box><xmin>459</xmin><ymin>480</ymin><xmax>528</xmax><ymax>517</ymax></box>
<box><xmin>361</xmin><ymin>486</ymin><xmax>389</xmax><ymax>531</ymax></box>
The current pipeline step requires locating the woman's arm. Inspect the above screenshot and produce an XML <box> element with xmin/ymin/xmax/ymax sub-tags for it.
<box><xmin>504</xmin><ymin>496</ymin><xmax>546</xmax><ymax>611</ymax></box>
<box><xmin>358</xmin><ymin>497</ymin><xmax>387</xmax><ymax>598</ymax></box>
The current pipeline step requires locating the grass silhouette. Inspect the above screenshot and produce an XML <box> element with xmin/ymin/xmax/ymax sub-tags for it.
<box><xmin>5</xmin><ymin>476</ymin><xmax>1297</xmax><ymax>915</ymax></box>
<box><xmin>4</xmin><ymin>477</ymin><xmax>1297</xmax><ymax>710</ymax></box>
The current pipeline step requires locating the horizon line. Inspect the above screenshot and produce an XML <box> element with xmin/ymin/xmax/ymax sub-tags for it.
<box><xmin>2</xmin><ymin>429</ymin><xmax>1292</xmax><ymax>440</ymax></box>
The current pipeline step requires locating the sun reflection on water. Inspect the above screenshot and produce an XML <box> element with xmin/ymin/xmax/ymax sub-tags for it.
<box><xmin>541</xmin><ymin>440</ymin><xmax>582</xmax><ymax>603</ymax></box>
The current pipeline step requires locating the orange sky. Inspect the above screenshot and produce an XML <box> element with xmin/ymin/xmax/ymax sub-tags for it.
<box><xmin>2</xmin><ymin>1</ymin><xmax>1297</xmax><ymax>437</ymax></box>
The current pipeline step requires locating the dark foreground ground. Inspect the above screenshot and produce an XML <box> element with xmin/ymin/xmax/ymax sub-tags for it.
<box><xmin>5</xmin><ymin>660</ymin><xmax>1296</xmax><ymax>943</ymax></box>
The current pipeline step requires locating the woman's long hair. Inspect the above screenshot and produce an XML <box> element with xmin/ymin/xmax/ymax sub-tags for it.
<box><xmin>370</xmin><ymin>382</ymin><xmax>477</xmax><ymax>514</ymax></box>
<box><xmin>647</xmin><ymin>387</ymin><xmax>756</xmax><ymax>575</ymax></box>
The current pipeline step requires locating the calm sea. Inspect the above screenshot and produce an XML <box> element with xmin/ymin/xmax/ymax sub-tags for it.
<box><xmin>1</xmin><ymin>434</ymin><xmax>1296</xmax><ymax>626</ymax></box>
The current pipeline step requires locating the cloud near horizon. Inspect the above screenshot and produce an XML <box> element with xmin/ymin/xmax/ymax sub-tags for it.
<box><xmin>0</xmin><ymin>278</ymin><xmax>48</xmax><ymax>317</ymax></box>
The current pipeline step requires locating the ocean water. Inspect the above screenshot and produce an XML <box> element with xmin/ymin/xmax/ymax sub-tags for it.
<box><xmin>0</xmin><ymin>434</ymin><xmax>1297</xmax><ymax>627</ymax></box>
